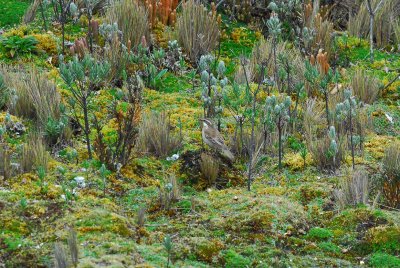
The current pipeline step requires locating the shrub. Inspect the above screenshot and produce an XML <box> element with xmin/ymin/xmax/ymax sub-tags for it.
<box><xmin>351</xmin><ymin>68</ymin><xmax>381</xmax><ymax>104</ymax></box>
<box><xmin>137</xmin><ymin>111</ymin><xmax>181</xmax><ymax>158</ymax></box>
<box><xmin>175</xmin><ymin>0</ymin><xmax>220</xmax><ymax>63</ymax></box>
<box><xmin>199</xmin><ymin>152</ymin><xmax>219</xmax><ymax>187</ymax></box>
<box><xmin>334</xmin><ymin>169</ymin><xmax>370</xmax><ymax>209</ymax></box>
<box><xmin>382</xmin><ymin>142</ymin><xmax>400</xmax><ymax>208</ymax></box>
<box><xmin>20</xmin><ymin>132</ymin><xmax>49</xmax><ymax>173</ymax></box>
<box><xmin>104</xmin><ymin>0</ymin><xmax>150</xmax><ymax>48</ymax></box>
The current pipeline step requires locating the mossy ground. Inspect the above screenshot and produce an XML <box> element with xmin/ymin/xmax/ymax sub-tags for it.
<box><xmin>1</xmin><ymin>2</ymin><xmax>400</xmax><ymax>268</ymax></box>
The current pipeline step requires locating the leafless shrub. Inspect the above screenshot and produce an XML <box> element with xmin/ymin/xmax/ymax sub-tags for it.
<box><xmin>20</xmin><ymin>132</ymin><xmax>49</xmax><ymax>173</ymax></box>
<box><xmin>382</xmin><ymin>142</ymin><xmax>400</xmax><ymax>208</ymax></box>
<box><xmin>200</xmin><ymin>152</ymin><xmax>219</xmax><ymax>186</ymax></box>
<box><xmin>334</xmin><ymin>169</ymin><xmax>370</xmax><ymax>209</ymax></box>
<box><xmin>54</xmin><ymin>243</ymin><xmax>68</xmax><ymax>268</ymax></box>
<box><xmin>351</xmin><ymin>68</ymin><xmax>381</xmax><ymax>104</ymax></box>
<box><xmin>175</xmin><ymin>0</ymin><xmax>220</xmax><ymax>63</ymax></box>
<box><xmin>67</xmin><ymin>228</ymin><xmax>79</xmax><ymax>267</ymax></box>
<box><xmin>348</xmin><ymin>0</ymin><xmax>400</xmax><ymax>47</ymax></box>
<box><xmin>104</xmin><ymin>0</ymin><xmax>150</xmax><ymax>47</ymax></box>
<box><xmin>137</xmin><ymin>111</ymin><xmax>182</xmax><ymax>158</ymax></box>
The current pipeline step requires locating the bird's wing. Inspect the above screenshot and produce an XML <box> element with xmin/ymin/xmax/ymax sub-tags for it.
<box><xmin>204</xmin><ymin>127</ymin><xmax>228</xmax><ymax>149</ymax></box>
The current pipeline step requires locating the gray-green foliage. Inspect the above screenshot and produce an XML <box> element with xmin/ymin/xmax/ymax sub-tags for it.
<box><xmin>59</xmin><ymin>54</ymin><xmax>110</xmax><ymax>158</ymax></box>
<box><xmin>200</xmin><ymin>54</ymin><xmax>228</xmax><ymax>129</ymax></box>
<box><xmin>265</xmin><ymin>95</ymin><xmax>291</xmax><ymax>169</ymax></box>
<box><xmin>336</xmin><ymin>89</ymin><xmax>359</xmax><ymax>169</ymax></box>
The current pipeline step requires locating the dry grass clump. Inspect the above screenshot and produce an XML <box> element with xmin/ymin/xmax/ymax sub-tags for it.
<box><xmin>304</xmin><ymin>99</ymin><xmax>344</xmax><ymax>171</ymax></box>
<box><xmin>137</xmin><ymin>111</ymin><xmax>181</xmax><ymax>157</ymax></box>
<box><xmin>0</xmin><ymin>145</ymin><xmax>12</xmax><ymax>180</ymax></box>
<box><xmin>159</xmin><ymin>174</ymin><xmax>181</xmax><ymax>210</ymax></box>
<box><xmin>105</xmin><ymin>0</ymin><xmax>150</xmax><ymax>47</ymax></box>
<box><xmin>0</xmin><ymin>66</ymin><xmax>61</xmax><ymax>127</ymax></box>
<box><xmin>348</xmin><ymin>0</ymin><xmax>400</xmax><ymax>47</ymax></box>
<box><xmin>334</xmin><ymin>169</ymin><xmax>370</xmax><ymax>209</ymax></box>
<box><xmin>307</xmin><ymin>136</ymin><xmax>344</xmax><ymax>171</ymax></box>
<box><xmin>175</xmin><ymin>0</ymin><xmax>220</xmax><ymax>63</ymax></box>
<box><xmin>351</xmin><ymin>68</ymin><xmax>381</xmax><ymax>104</ymax></box>
<box><xmin>20</xmin><ymin>132</ymin><xmax>49</xmax><ymax>173</ymax></box>
<box><xmin>22</xmin><ymin>68</ymin><xmax>61</xmax><ymax>127</ymax></box>
<box><xmin>302</xmin><ymin>2</ymin><xmax>335</xmax><ymax>59</ymax></box>
<box><xmin>200</xmin><ymin>152</ymin><xmax>219</xmax><ymax>186</ymax></box>
<box><xmin>382</xmin><ymin>142</ymin><xmax>400</xmax><ymax>208</ymax></box>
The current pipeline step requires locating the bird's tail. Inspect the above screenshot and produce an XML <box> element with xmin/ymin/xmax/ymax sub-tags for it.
<box><xmin>222</xmin><ymin>148</ymin><xmax>235</xmax><ymax>162</ymax></box>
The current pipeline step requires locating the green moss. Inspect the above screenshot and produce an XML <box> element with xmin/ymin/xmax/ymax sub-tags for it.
<box><xmin>368</xmin><ymin>227</ymin><xmax>400</xmax><ymax>254</ymax></box>
<box><xmin>307</xmin><ymin>227</ymin><xmax>333</xmax><ymax>241</ymax></box>
<box><xmin>370</xmin><ymin>253</ymin><xmax>400</xmax><ymax>268</ymax></box>
<box><xmin>223</xmin><ymin>249</ymin><xmax>251</xmax><ymax>268</ymax></box>
<box><xmin>318</xmin><ymin>242</ymin><xmax>341</xmax><ymax>254</ymax></box>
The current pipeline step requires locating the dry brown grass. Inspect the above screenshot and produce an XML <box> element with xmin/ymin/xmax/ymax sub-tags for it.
<box><xmin>175</xmin><ymin>0</ymin><xmax>220</xmax><ymax>63</ymax></box>
<box><xmin>200</xmin><ymin>152</ymin><xmax>219</xmax><ymax>186</ymax></box>
<box><xmin>105</xmin><ymin>0</ymin><xmax>150</xmax><ymax>47</ymax></box>
<box><xmin>137</xmin><ymin>111</ymin><xmax>182</xmax><ymax>157</ymax></box>
<box><xmin>351</xmin><ymin>68</ymin><xmax>381</xmax><ymax>104</ymax></box>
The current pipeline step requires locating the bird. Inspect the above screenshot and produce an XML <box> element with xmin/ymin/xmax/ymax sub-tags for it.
<box><xmin>200</xmin><ymin>118</ymin><xmax>235</xmax><ymax>162</ymax></box>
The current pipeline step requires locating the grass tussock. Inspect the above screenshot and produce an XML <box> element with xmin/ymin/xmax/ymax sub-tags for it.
<box><xmin>176</xmin><ymin>0</ymin><xmax>220</xmax><ymax>63</ymax></box>
<box><xmin>20</xmin><ymin>132</ymin><xmax>49</xmax><ymax>173</ymax></box>
<box><xmin>382</xmin><ymin>142</ymin><xmax>400</xmax><ymax>208</ymax></box>
<box><xmin>351</xmin><ymin>68</ymin><xmax>381</xmax><ymax>104</ymax></box>
<box><xmin>334</xmin><ymin>169</ymin><xmax>370</xmax><ymax>209</ymax></box>
<box><xmin>200</xmin><ymin>152</ymin><xmax>219</xmax><ymax>187</ymax></box>
<box><xmin>348</xmin><ymin>0</ymin><xmax>400</xmax><ymax>47</ymax></box>
<box><xmin>105</xmin><ymin>0</ymin><xmax>150</xmax><ymax>47</ymax></box>
<box><xmin>138</xmin><ymin>111</ymin><xmax>181</xmax><ymax>158</ymax></box>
